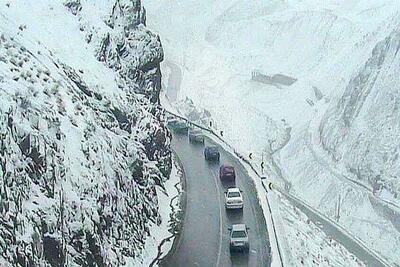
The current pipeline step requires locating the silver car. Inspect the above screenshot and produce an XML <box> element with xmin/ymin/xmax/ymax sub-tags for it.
<box><xmin>229</xmin><ymin>224</ymin><xmax>249</xmax><ymax>253</ymax></box>
<box><xmin>188</xmin><ymin>128</ymin><xmax>204</xmax><ymax>143</ymax></box>
<box><xmin>225</xmin><ymin>188</ymin><xmax>243</xmax><ymax>209</ymax></box>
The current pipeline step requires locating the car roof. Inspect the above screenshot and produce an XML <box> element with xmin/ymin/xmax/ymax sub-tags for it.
<box><xmin>189</xmin><ymin>127</ymin><xmax>201</xmax><ymax>132</ymax></box>
<box><xmin>221</xmin><ymin>165</ymin><xmax>234</xmax><ymax>169</ymax></box>
<box><xmin>227</xmin><ymin>187</ymin><xmax>240</xmax><ymax>193</ymax></box>
<box><xmin>232</xmin><ymin>224</ymin><xmax>246</xmax><ymax>231</ymax></box>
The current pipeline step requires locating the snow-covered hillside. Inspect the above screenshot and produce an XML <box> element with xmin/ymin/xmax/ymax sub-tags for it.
<box><xmin>320</xmin><ymin>27</ymin><xmax>400</xmax><ymax>201</ymax></box>
<box><xmin>0</xmin><ymin>0</ymin><xmax>172</xmax><ymax>266</ymax></box>
<box><xmin>146</xmin><ymin>0</ymin><xmax>400</xmax><ymax>265</ymax></box>
<box><xmin>147</xmin><ymin>0</ymin><xmax>400</xmax><ymax>153</ymax></box>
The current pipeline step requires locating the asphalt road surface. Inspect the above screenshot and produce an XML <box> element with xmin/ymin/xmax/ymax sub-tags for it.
<box><xmin>161</xmin><ymin>60</ymin><xmax>388</xmax><ymax>267</ymax></box>
<box><xmin>161</xmin><ymin>133</ymin><xmax>270</xmax><ymax>267</ymax></box>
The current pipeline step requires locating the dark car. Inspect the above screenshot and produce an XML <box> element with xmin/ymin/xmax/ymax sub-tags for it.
<box><xmin>167</xmin><ymin>118</ymin><xmax>188</xmax><ymax>134</ymax></box>
<box><xmin>188</xmin><ymin>128</ymin><xmax>204</xmax><ymax>143</ymax></box>
<box><xmin>219</xmin><ymin>165</ymin><xmax>235</xmax><ymax>181</ymax></box>
<box><xmin>204</xmin><ymin>146</ymin><xmax>220</xmax><ymax>161</ymax></box>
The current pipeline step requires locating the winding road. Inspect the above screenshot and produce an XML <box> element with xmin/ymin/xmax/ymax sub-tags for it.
<box><xmin>161</xmin><ymin>60</ymin><xmax>270</xmax><ymax>266</ymax></box>
<box><xmin>161</xmin><ymin>133</ymin><xmax>270</xmax><ymax>267</ymax></box>
<box><xmin>160</xmin><ymin>59</ymin><xmax>392</xmax><ymax>267</ymax></box>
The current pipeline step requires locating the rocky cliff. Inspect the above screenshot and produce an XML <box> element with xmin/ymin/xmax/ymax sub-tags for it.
<box><xmin>0</xmin><ymin>0</ymin><xmax>171</xmax><ymax>266</ymax></box>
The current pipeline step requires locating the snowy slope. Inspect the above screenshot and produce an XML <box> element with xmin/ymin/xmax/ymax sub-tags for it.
<box><xmin>320</xmin><ymin>27</ymin><xmax>400</xmax><ymax>201</ymax></box>
<box><xmin>0</xmin><ymin>0</ymin><xmax>172</xmax><ymax>266</ymax></box>
<box><xmin>147</xmin><ymin>0</ymin><xmax>400</xmax><ymax>153</ymax></box>
<box><xmin>146</xmin><ymin>0</ymin><xmax>400</xmax><ymax>265</ymax></box>
<box><xmin>278</xmin><ymin>6</ymin><xmax>400</xmax><ymax>266</ymax></box>
<box><xmin>278</xmin><ymin>196</ymin><xmax>365</xmax><ymax>267</ymax></box>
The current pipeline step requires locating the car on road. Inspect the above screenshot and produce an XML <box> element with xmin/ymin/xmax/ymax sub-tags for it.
<box><xmin>219</xmin><ymin>165</ymin><xmax>236</xmax><ymax>181</ymax></box>
<box><xmin>167</xmin><ymin>118</ymin><xmax>188</xmax><ymax>133</ymax></box>
<box><xmin>188</xmin><ymin>128</ymin><xmax>204</xmax><ymax>143</ymax></box>
<box><xmin>229</xmin><ymin>224</ymin><xmax>249</xmax><ymax>253</ymax></box>
<box><xmin>204</xmin><ymin>146</ymin><xmax>220</xmax><ymax>161</ymax></box>
<box><xmin>225</xmin><ymin>187</ymin><xmax>243</xmax><ymax>209</ymax></box>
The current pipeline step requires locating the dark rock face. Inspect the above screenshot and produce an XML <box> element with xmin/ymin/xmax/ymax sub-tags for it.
<box><xmin>98</xmin><ymin>1</ymin><xmax>164</xmax><ymax>103</ymax></box>
<box><xmin>96</xmin><ymin>0</ymin><xmax>171</xmax><ymax>184</ymax></box>
<box><xmin>96</xmin><ymin>0</ymin><xmax>171</xmax><ymax>182</ymax></box>
<box><xmin>64</xmin><ymin>0</ymin><xmax>82</xmax><ymax>16</ymax></box>
<box><xmin>0</xmin><ymin>1</ymin><xmax>171</xmax><ymax>266</ymax></box>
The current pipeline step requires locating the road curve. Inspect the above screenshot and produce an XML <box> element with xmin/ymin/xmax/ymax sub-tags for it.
<box><xmin>161</xmin><ymin>57</ymin><xmax>390</xmax><ymax>266</ymax></box>
<box><xmin>161</xmin><ymin>133</ymin><xmax>270</xmax><ymax>267</ymax></box>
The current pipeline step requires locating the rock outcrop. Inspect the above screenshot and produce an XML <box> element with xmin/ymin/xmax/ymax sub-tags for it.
<box><xmin>0</xmin><ymin>0</ymin><xmax>171</xmax><ymax>266</ymax></box>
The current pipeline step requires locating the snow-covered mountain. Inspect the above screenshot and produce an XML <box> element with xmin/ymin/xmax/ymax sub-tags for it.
<box><xmin>0</xmin><ymin>0</ymin><xmax>171</xmax><ymax>266</ymax></box>
<box><xmin>320</xmin><ymin>27</ymin><xmax>400</xmax><ymax>200</ymax></box>
<box><xmin>146</xmin><ymin>0</ymin><xmax>400</xmax><ymax>265</ymax></box>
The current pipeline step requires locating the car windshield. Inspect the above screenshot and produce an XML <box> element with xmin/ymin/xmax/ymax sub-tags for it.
<box><xmin>228</xmin><ymin>192</ymin><xmax>240</xmax><ymax>198</ymax></box>
<box><xmin>209</xmin><ymin>147</ymin><xmax>218</xmax><ymax>153</ymax></box>
<box><xmin>224</xmin><ymin>167</ymin><xmax>234</xmax><ymax>173</ymax></box>
<box><xmin>232</xmin><ymin>230</ymin><xmax>247</xmax><ymax>238</ymax></box>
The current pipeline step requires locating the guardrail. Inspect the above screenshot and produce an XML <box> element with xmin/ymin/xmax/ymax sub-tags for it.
<box><xmin>165</xmin><ymin>109</ymin><xmax>285</xmax><ymax>267</ymax></box>
<box><xmin>276</xmin><ymin>187</ymin><xmax>391</xmax><ymax>267</ymax></box>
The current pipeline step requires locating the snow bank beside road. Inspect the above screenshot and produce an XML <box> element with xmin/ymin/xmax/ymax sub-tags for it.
<box><xmin>167</xmin><ymin>98</ymin><xmax>368</xmax><ymax>267</ymax></box>
<box><xmin>129</xmin><ymin>157</ymin><xmax>182</xmax><ymax>266</ymax></box>
<box><xmin>278</xmin><ymin>196</ymin><xmax>365</xmax><ymax>267</ymax></box>
<box><xmin>147</xmin><ymin>0</ymin><xmax>400</xmax><ymax>264</ymax></box>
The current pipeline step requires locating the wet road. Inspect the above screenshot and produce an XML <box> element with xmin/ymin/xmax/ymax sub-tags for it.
<box><xmin>160</xmin><ymin>58</ymin><xmax>391</xmax><ymax>266</ymax></box>
<box><xmin>161</xmin><ymin>133</ymin><xmax>270</xmax><ymax>267</ymax></box>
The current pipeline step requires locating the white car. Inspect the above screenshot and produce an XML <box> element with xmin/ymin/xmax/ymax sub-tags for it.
<box><xmin>229</xmin><ymin>224</ymin><xmax>249</xmax><ymax>253</ymax></box>
<box><xmin>225</xmin><ymin>188</ymin><xmax>243</xmax><ymax>209</ymax></box>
